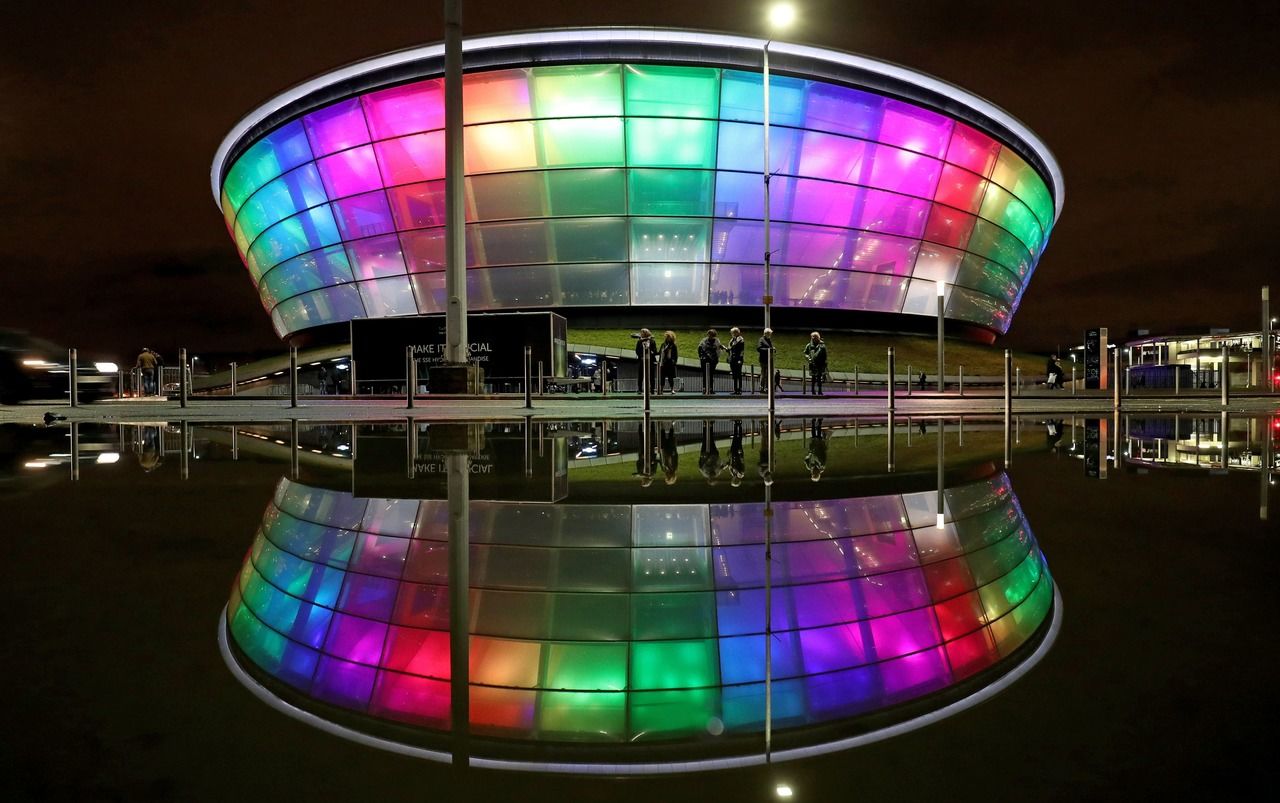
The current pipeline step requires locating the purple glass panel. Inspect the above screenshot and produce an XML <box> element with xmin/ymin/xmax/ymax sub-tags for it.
<box><xmin>323</xmin><ymin>612</ymin><xmax>389</xmax><ymax>665</ymax></box>
<box><xmin>868</xmin><ymin>144</ymin><xmax>943</xmax><ymax>198</ymax></box>
<box><xmin>880</xmin><ymin>646</ymin><xmax>951</xmax><ymax>703</ymax></box>
<box><xmin>387</xmin><ymin>181</ymin><xmax>447</xmax><ymax>231</ymax></box>
<box><xmin>346</xmin><ymin>234</ymin><xmax>408</xmax><ymax>279</ymax></box>
<box><xmin>846</xmin><ymin>233</ymin><xmax>920</xmax><ymax>276</ymax></box>
<box><xmin>303</xmin><ymin>98</ymin><xmax>371</xmax><ymax>157</ymax></box>
<box><xmin>799</xmin><ymin>622</ymin><xmax>870</xmax><ymax>674</ymax></box>
<box><xmin>311</xmin><ymin>655</ymin><xmax>377</xmax><ymax>708</ymax></box>
<box><xmin>791</xmin><ymin>581</ymin><xmax>860</xmax><ymax>629</ymax></box>
<box><xmin>797</xmin><ymin>131</ymin><xmax>873</xmax><ymax>182</ymax></box>
<box><xmin>774</xmin><ymin>540</ymin><xmax>857</xmax><ymax>584</ymax></box>
<box><xmin>852</xmin><ymin>531</ymin><xmax>920</xmax><ymax>575</ymax></box>
<box><xmin>856</xmin><ymin>568</ymin><xmax>931</xmax><ymax>617</ymax></box>
<box><xmin>804</xmin><ymin>664</ymin><xmax>882</xmax><ymax>719</ymax></box>
<box><xmin>879</xmin><ymin>100</ymin><xmax>954</xmax><ymax>158</ymax></box>
<box><xmin>709</xmin><ymin>502</ymin><xmax>766</xmax><ymax>545</ymax></box>
<box><xmin>804</xmin><ymin>82</ymin><xmax>887</xmax><ymax>141</ymax></box>
<box><xmin>336</xmin><ymin>572</ymin><xmax>398</xmax><ymax>619</ymax></box>
<box><xmin>361</xmin><ymin>79</ymin><xmax>445</xmax><ymax>140</ymax></box>
<box><xmin>316</xmin><ymin>145</ymin><xmax>382</xmax><ymax>199</ymax></box>
<box><xmin>350</xmin><ymin>533</ymin><xmax>410</xmax><ymax>578</ymax></box>
<box><xmin>332</xmin><ymin>192</ymin><xmax>396</xmax><ymax>240</ymax></box>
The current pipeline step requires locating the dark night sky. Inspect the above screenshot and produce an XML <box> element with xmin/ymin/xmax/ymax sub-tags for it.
<box><xmin>2</xmin><ymin>0</ymin><xmax>1277</xmax><ymax>360</ymax></box>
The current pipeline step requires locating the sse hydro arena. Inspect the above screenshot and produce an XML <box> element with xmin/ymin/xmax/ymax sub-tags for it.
<box><xmin>212</xmin><ymin>29</ymin><xmax>1063</xmax><ymax>343</ymax></box>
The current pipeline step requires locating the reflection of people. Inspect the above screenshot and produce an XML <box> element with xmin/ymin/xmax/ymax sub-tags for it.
<box><xmin>659</xmin><ymin>331</ymin><xmax>679</xmax><ymax>394</ymax></box>
<box><xmin>1046</xmin><ymin>419</ymin><xmax>1065</xmax><ymax>450</ymax></box>
<box><xmin>758</xmin><ymin>418</ymin><xmax>775</xmax><ymax>485</ymax></box>
<box><xmin>699</xmin><ymin>420</ymin><xmax>725</xmax><ymax>484</ymax></box>
<box><xmin>729</xmin><ymin>419</ymin><xmax>746</xmax><ymax>486</ymax></box>
<box><xmin>728</xmin><ymin>327</ymin><xmax>746</xmax><ymax>395</ymax></box>
<box><xmin>660</xmin><ymin>422</ymin><xmax>679</xmax><ymax>485</ymax></box>
<box><xmin>697</xmin><ymin>330</ymin><xmax>727</xmax><ymax>395</ymax></box>
<box><xmin>804</xmin><ymin>418</ymin><xmax>827</xmax><ymax>481</ymax></box>
<box><xmin>633</xmin><ymin>421</ymin><xmax>658</xmax><ymax>486</ymax></box>
<box><xmin>139</xmin><ymin>425</ymin><xmax>162</xmax><ymax>471</ymax></box>
<box><xmin>803</xmin><ymin>332</ymin><xmax>827</xmax><ymax>396</ymax></box>
<box><xmin>634</xmin><ymin>329</ymin><xmax>657</xmax><ymax>395</ymax></box>
<box><xmin>757</xmin><ymin>329</ymin><xmax>775</xmax><ymax>393</ymax></box>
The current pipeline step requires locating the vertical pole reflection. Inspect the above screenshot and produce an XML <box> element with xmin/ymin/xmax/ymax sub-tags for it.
<box><xmin>1220</xmin><ymin>411</ymin><xmax>1229</xmax><ymax>469</ymax></box>
<box><xmin>289</xmin><ymin>419</ymin><xmax>299</xmax><ymax>480</ymax></box>
<box><xmin>1004</xmin><ymin>413</ymin><xmax>1013</xmax><ymax>469</ymax></box>
<box><xmin>180</xmin><ymin>421</ymin><xmax>189</xmax><ymax>481</ymax></box>
<box><xmin>886</xmin><ymin>410</ymin><xmax>896</xmax><ymax>472</ymax></box>
<box><xmin>70</xmin><ymin>422</ymin><xmax>80</xmax><ymax>482</ymax></box>
<box><xmin>1262</xmin><ymin>416</ymin><xmax>1273</xmax><ymax>521</ymax></box>
<box><xmin>523</xmin><ymin>416</ymin><xmax>533</xmax><ymax>478</ymax></box>
<box><xmin>936</xmin><ymin>419</ymin><xmax>946</xmax><ymax>530</ymax></box>
<box><xmin>447</xmin><ymin>448</ymin><xmax>470</xmax><ymax>769</ymax></box>
<box><xmin>406</xmin><ymin>418</ymin><xmax>417</xmax><ymax>480</ymax></box>
<box><xmin>764</xmin><ymin>409</ymin><xmax>775</xmax><ymax>762</ymax></box>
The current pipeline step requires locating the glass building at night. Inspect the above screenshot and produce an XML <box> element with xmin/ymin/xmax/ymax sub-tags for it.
<box><xmin>212</xmin><ymin>30</ymin><xmax>1063</xmax><ymax>341</ymax></box>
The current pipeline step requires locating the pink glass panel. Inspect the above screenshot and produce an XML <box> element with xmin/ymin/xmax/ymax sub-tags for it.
<box><xmin>867</xmin><ymin>144</ymin><xmax>942</xmax><ymax>198</ymax></box>
<box><xmin>797</xmin><ymin>131</ymin><xmax>872</xmax><ymax>183</ymax></box>
<box><xmin>374</xmin><ymin>131</ymin><xmax>446</xmax><ymax>185</ymax></box>
<box><xmin>945</xmin><ymin>122</ymin><xmax>1001</xmax><ymax>176</ymax></box>
<box><xmin>880</xmin><ymin>100</ymin><xmax>953</xmax><ymax>159</ymax></box>
<box><xmin>799</xmin><ymin>623</ymin><xmax>869</xmax><ymax>674</ymax></box>
<box><xmin>381</xmin><ymin>626</ymin><xmax>450</xmax><ymax>678</ymax></box>
<box><xmin>324</xmin><ymin>612</ymin><xmax>389</xmax><ymax>665</ymax></box>
<box><xmin>345</xmin><ymin>234</ymin><xmax>407</xmax><ymax>279</ymax></box>
<box><xmin>316</xmin><ymin>145</ymin><xmax>382</xmax><ymax>198</ymax></box>
<box><xmin>361</xmin><ymin>79</ymin><xmax>445</xmax><ymax>140</ymax></box>
<box><xmin>303</xmin><ymin>98</ymin><xmax>371</xmax><ymax>156</ymax></box>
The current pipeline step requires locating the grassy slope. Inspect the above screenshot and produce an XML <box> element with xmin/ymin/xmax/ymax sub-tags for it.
<box><xmin>570</xmin><ymin>328</ymin><xmax>1048</xmax><ymax>376</ymax></box>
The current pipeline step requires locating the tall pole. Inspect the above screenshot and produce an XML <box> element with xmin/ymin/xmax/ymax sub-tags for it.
<box><xmin>179</xmin><ymin>347</ymin><xmax>188</xmax><ymax>409</ymax></box>
<box><xmin>444</xmin><ymin>0</ymin><xmax>468</xmax><ymax>365</ymax></box>
<box><xmin>288</xmin><ymin>346</ymin><xmax>297</xmax><ymax>408</ymax></box>
<box><xmin>936</xmin><ymin>281</ymin><xmax>945</xmax><ymax>392</ymax></box>
<box><xmin>1263</xmin><ymin>285</ymin><xmax>1272</xmax><ymax>393</ymax></box>
<box><xmin>886</xmin><ymin>347</ymin><xmax>896</xmax><ymax>412</ymax></box>
<box><xmin>1221</xmin><ymin>343</ymin><xmax>1230</xmax><ymax>407</ymax></box>
<box><xmin>68</xmin><ymin>348</ymin><xmax>78</xmax><ymax>408</ymax></box>
<box><xmin>762</xmin><ymin>41</ymin><xmax>772</xmax><ymax>335</ymax></box>
<box><xmin>447</xmin><ymin>449</ymin><xmax>470</xmax><ymax>770</ymax></box>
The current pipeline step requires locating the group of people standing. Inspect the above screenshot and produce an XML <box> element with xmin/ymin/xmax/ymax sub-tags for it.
<box><xmin>632</xmin><ymin>328</ymin><xmax>830</xmax><ymax>396</ymax></box>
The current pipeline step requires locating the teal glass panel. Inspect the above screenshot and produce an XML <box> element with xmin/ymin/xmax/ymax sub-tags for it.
<box><xmin>259</xmin><ymin>245</ymin><xmax>354</xmax><ymax>309</ymax></box>
<box><xmin>978</xmin><ymin>184</ymin><xmax>1043</xmax><ymax>254</ymax></box>
<box><xmin>545</xmin><ymin>593</ymin><xmax>630</xmax><ymax>641</ymax></box>
<box><xmin>628</xmin><ymin>688</ymin><xmax>720</xmax><ymax>740</ymax></box>
<box><xmin>549</xmin><ymin>217</ymin><xmax>628</xmax><ymax>263</ymax></box>
<box><xmin>248</xmin><ymin>206</ymin><xmax>342</xmax><ymax>279</ymax></box>
<box><xmin>530</xmin><ymin>64</ymin><xmax>623</xmax><ymax>118</ymax></box>
<box><xmin>222</xmin><ymin>120</ymin><xmax>313</xmax><ymax>213</ymax></box>
<box><xmin>629</xmin><ymin>639</ymin><xmax>719</xmax><ymax>690</ymax></box>
<box><xmin>632</xmin><ymin>547</ymin><xmax>712</xmax><ymax>591</ymax></box>
<box><xmin>630</xmin><ymin>217</ymin><xmax>710</xmax><ymax>262</ymax></box>
<box><xmin>967</xmin><ymin>219</ymin><xmax>1032</xmax><ymax>277</ymax></box>
<box><xmin>543</xmin><ymin>642</ymin><xmax>628</xmax><ymax>691</ymax></box>
<box><xmin>535</xmin><ymin>118</ymin><xmax>625</xmax><ymax>167</ymax></box>
<box><xmin>954</xmin><ymin>253</ymin><xmax>1020</xmax><ymax>305</ymax></box>
<box><xmin>237</xmin><ymin>164</ymin><xmax>328</xmax><ymax>246</ymax></box>
<box><xmin>631</xmin><ymin>263</ymin><xmax>708</xmax><ymax>306</ymax></box>
<box><xmin>546</xmin><ymin>168</ymin><xmax>626</xmax><ymax>216</ymax></box>
<box><xmin>623</xmin><ymin>65</ymin><xmax>720</xmax><ymax>118</ymax></box>
<box><xmin>719</xmin><ymin>69</ymin><xmax>807</xmax><ymax>126</ymax></box>
<box><xmin>537</xmin><ymin>691</ymin><xmax>626</xmax><ymax>741</ymax></box>
<box><xmin>626</xmin><ymin>118</ymin><xmax>717</xmax><ymax>168</ymax></box>
<box><xmin>631</xmin><ymin>593</ymin><xmax>717</xmax><ymax>640</ymax></box>
<box><xmin>466</xmin><ymin>263</ymin><xmax>631</xmax><ymax>309</ymax></box>
<box><xmin>628</xmin><ymin>169</ymin><xmax>714</xmax><ymax>216</ymax></box>
<box><xmin>470</xmin><ymin>172</ymin><xmax>547</xmax><ymax>221</ymax></box>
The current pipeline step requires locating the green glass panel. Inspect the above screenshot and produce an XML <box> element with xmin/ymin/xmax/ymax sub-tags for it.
<box><xmin>544</xmin><ymin>643</ymin><xmax>628</xmax><ymax>691</ymax></box>
<box><xmin>968</xmin><ymin>219</ymin><xmax>1031</xmax><ymax>277</ymax></box>
<box><xmin>536</xmin><ymin>118</ymin><xmax>625</xmax><ymax>168</ymax></box>
<box><xmin>630</xmin><ymin>217</ymin><xmax>710</xmax><ymax>262</ymax></box>
<box><xmin>629</xmin><ymin>688</ymin><xmax>720</xmax><ymax>740</ymax></box>
<box><xmin>996</xmin><ymin>569</ymin><xmax>1052</xmax><ymax>655</ymax></box>
<box><xmin>537</xmin><ymin>691</ymin><xmax>625</xmax><ymax>741</ymax></box>
<box><xmin>628</xmin><ymin>169</ymin><xmax>714</xmax><ymax>216</ymax></box>
<box><xmin>623</xmin><ymin>65</ymin><xmax>720</xmax><ymax>118</ymax></box>
<box><xmin>631</xmin><ymin>592</ymin><xmax>717</xmax><ymax>640</ymax></box>
<box><xmin>550</xmin><ymin>217</ymin><xmax>628</xmax><ymax>263</ymax></box>
<box><xmin>630</xmin><ymin>639</ymin><xmax>719</xmax><ymax>690</ymax></box>
<box><xmin>626</xmin><ymin>118</ymin><xmax>717</xmax><ymax>168</ymax></box>
<box><xmin>546</xmin><ymin>168</ymin><xmax>626</xmax><ymax>216</ymax></box>
<box><xmin>530</xmin><ymin>64</ymin><xmax>623</xmax><ymax>118</ymax></box>
<box><xmin>470</xmin><ymin>172</ymin><xmax>547</xmax><ymax>220</ymax></box>
<box><xmin>546</xmin><ymin>592</ymin><xmax>630</xmax><ymax>640</ymax></box>
<box><xmin>978</xmin><ymin>185</ymin><xmax>1042</xmax><ymax>254</ymax></box>
<box><xmin>954</xmin><ymin>253</ymin><xmax>1020</xmax><ymax>304</ymax></box>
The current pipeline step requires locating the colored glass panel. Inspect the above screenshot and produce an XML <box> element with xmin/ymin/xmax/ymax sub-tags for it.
<box><xmin>536</xmin><ymin>118</ymin><xmax>625</xmax><ymax>167</ymax></box>
<box><xmin>630</xmin><ymin>217</ymin><xmax>709</xmax><ymax>262</ymax></box>
<box><xmin>316</xmin><ymin>145</ymin><xmax>382</xmax><ymax>199</ymax></box>
<box><xmin>530</xmin><ymin>64</ymin><xmax>623</xmax><ymax>118</ymax></box>
<box><xmin>358</xmin><ymin>276</ymin><xmax>418</xmax><ymax>316</ymax></box>
<box><xmin>375</xmin><ymin>132</ymin><xmax>446</xmax><ymax>185</ymax></box>
<box><xmin>463</xmin><ymin>68</ymin><xmax>531</xmax><ymax>124</ymax></box>
<box><xmin>991</xmin><ymin>147</ymin><xmax>1055</xmax><ymax>229</ymax></box>
<box><xmin>223</xmin><ymin>121</ymin><xmax>314</xmax><ymax>213</ymax></box>
<box><xmin>623</xmin><ymin>65</ymin><xmax>720</xmax><ymax>118</ymax></box>
<box><xmin>259</xmin><ymin>245</ymin><xmax>355</xmax><ymax>309</ymax></box>
<box><xmin>719</xmin><ymin>69</ymin><xmax>807</xmax><ymax>126</ymax></box>
<box><xmin>979</xmin><ymin>183</ymin><xmax>1043</xmax><ymax>254</ymax></box>
<box><xmin>629</xmin><ymin>169</ymin><xmax>714</xmax><ymax>216</ymax></box>
<box><xmin>361</xmin><ymin>79</ymin><xmax>444</xmax><ymax>140</ymax></box>
<box><xmin>626</xmin><ymin>118</ymin><xmax>717</xmax><ymax>168</ymax></box>
<box><xmin>946</xmin><ymin>123</ymin><xmax>1000</xmax><ymax>176</ymax></box>
<box><xmin>332</xmin><ymin>191</ymin><xmax>397</xmax><ymax>240</ymax></box>
<box><xmin>465</xmin><ymin>122</ymin><xmax>537</xmax><ymax>173</ymax></box>
<box><xmin>303</xmin><ymin>97</ymin><xmax>371</xmax><ymax>157</ymax></box>
<box><xmin>546</xmin><ymin>168</ymin><xmax>626</xmax><ymax>217</ymax></box>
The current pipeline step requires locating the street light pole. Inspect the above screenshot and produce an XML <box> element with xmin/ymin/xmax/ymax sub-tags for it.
<box><xmin>935</xmin><ymin>280</ymin><xmax>945</xmax><ymax>392</ymax></box>
<box><xmin>762</xmin><ymin>39</ymin><xmax>773</xmax><ymax>336</ymax></box>
<box><xmin>444</xmin><ymin>0</ymin><xmax>467</xmax><ymax>367</ymax></box>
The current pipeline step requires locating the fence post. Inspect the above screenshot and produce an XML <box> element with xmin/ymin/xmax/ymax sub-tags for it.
<box><xmin>538</xmin><ymin>361</ymin><xmax>544</xmax><ymax>396</ymax></box>
<box><xmin>1113</xmin><ymin>347</ymin><xmax>1121</xmax><ymax>411</ymax></box>
<box><xmin>958</xmin><ymin>365</ymin><xmax>964</xmax><ymax>397</ymax></box>
<box><xmin>68</xmin><ymin>348</ymin><xmax>78</xmax><ymax>407</ymax></box>
<box><xmin>1174</xmin><ymin>364</ymin><xmax>1180</xmax><ymax>396</ymax></box>
<box><xmin>230</xmin><ymin>362</ymin><xmax>237</xmax><ymax>397</ymax></box>
<box><xmin>288</xmin><ymin>346</ymin><xmax>297</xmax><ymax>408</ymax></box>
<box><xmin>853</xmin><ymin>365</ymin><xmax>859</xmax><ymax>396</ymax></box>
<box><xmin>179</xmin><ymin>347</ymin><xmax>188</xmax><ymax>409</ymax></box>
<box><xmin>601</xmin><ymin>356</ymin><xmax>609</xmax><ymax>398</ymax></box>
<box><xmin>1003</xmin><ymin>350</ymin><xmax>1012</xmax><ymax>421</ymax></box>
<box><xmin>1015</xmin><ymin>366</ymin><xmax>1021</xmax><ymax>396</ymax></box>
<box><xmin>1072</xmin><ymin>364</ymin><xmax>1077</xmax><ymax>396</ymax></box>
<box><xmin>117</xmin><ymin>369</ymin><xmax>124</xmax><ymax>400</ymax></box>
<box><xmin>906</xmin><ymin>363</ymin><xmax>912</xmax><ymax>396</ymax></box>
<box><xmin>523</xmin><ymin>346</ymin><xmax>533</xmax><ymax>409</ymax></box>
<box><xmin>349</xmin><ymin>359</ymin><xmax>357</xmax><ymax>397</ymax></box>
<box><xmin>887</xmin><ymin>347</ymin><xmax>896</xmax><ymax>412</ymax></box>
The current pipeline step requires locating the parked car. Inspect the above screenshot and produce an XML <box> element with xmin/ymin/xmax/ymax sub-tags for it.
<box><xmin>0</xmin><ymin>329</ymin><xmax>118</xmax><ymax>404</ymax></box>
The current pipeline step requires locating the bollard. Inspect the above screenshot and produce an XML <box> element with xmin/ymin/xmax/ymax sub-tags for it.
<box><xmin>68</xmin><ymin>348</ymin><xmax>78</xmax><ymax>407</ymax></box>
<box><xmin>349</xmin><ymin>358</ymin><xmax>358</xmax><ymax>397</ymax></box>
<box><xmin>70</xmin><ymin>422</ymin><xmax>80</xmax><ymax>481</ymax></box>
<box><xmin>1125</xmin><ymin>365</ymin><xmax>1131</xmax><ymax>394</ymax></box>
<box><xmin>117</xmin><ymin>369</ymin><xmax>124</xmax><ymax>400</ymax></box>
<box><xmin>1015</xmin><ymin>366</ymin><xmax>1021</xmax><ymax>396</ymax></box>
<box><xmin>1221</xmin><ymin>343</ymin><xmax>1230</xmax><ymax>407</ymax></box>
<box><xmin>1071</xmin><ymin>365</ymin><xmax>1077</xmax><ymax>396</ymax></box>
<box><xmin>230</xmin><ymin>362</ymin><xmax>237</xmax><ymax>397</ymax></box>
<box><xmin>906</xmin><ymin>364</ymin><xmax>912</xmax><ymax>396</ymax></box>
<box><xmin>1003</xmin><ymin>350</ymin><xmax>1012</xmax><ymax>422</ymax></box>
<box><xmin>887</xmin><ymin>347</ymin><xmax>896</xmax><ymax>412</ymax></box>
<box><xmin>642</xmin><ymin>338</ymin><xmax>651</xmax><ymax>413</ymax></box>
<box><xmin>290</xmin><ymin>418</ymin><xmax>300</xmax><ymax>479</ymax></box>
<box><xmin>958</xmin><ymin>365</ymin><xmax>964</xmax><ymax>397</ymax></box>
<box><xmin>750</xmin><ymin>363</ymin><xmax>757</xmax><ymax>396</ymax></box>
<box><xmin>179</xmin><ymin>347</ymin><xmax>188</xmax><ymax>408</ymax></box>
<box><xmin>538</xmin><ymin>361</ymin><xmax>544</xmax><ymax>396</ymax></box>
<box><xmin>180</xmin><ymin>421</ymin><xmax>190</xmax><ymax>480</ymax></box>
<box><xmin>523</xmin><ymin>346</ymin><xmax>533</xmax><ymax>409</ymax></box>
<box><xmin>288</xmin><ymin>346</ymin><xmax>298</xmax><ymax>408</ymax></box>
<box><xmin>853</xmin><ymin>365</ymin><xmax>859</xmax><ymax>396</ymax></box>
<box><xmin>406</xmin><ymin>347</ymin><xmax>417</xmax><ymax>409</ymax></box>
<box><xmin>601</xmin><ymin>356</ymin><xmax>609</xmax><ymax>398</ymax></box>
<box><xmin>1113</xmin><ymin>348</ymin><xmax>1121</xmax><ymax>410</ymax></box>
<box><xmin>1174</xmin><ymin>364</ymin><xmax>1180</xmax><ymax>396</ymax></box>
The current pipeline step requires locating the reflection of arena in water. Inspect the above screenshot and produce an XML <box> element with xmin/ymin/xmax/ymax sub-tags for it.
<box><xmin>213</xmin><ymin>29</ymin><xmax>1062</xmax><ymax>341</ymax></box>
<box><xmin>222</xmin><ymin>468</ymin><xmax>1057</xmax><ymax>769</ymax></box>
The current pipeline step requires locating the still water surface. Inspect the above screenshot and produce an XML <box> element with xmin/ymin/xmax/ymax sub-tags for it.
<box><xmin>3</xmin><ymin>415</ymin><xmax>1275</xmax><ymax>801</ymax></box>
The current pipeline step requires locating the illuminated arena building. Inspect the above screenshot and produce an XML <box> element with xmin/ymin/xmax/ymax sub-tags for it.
<box><xmin>212</xmin><ymin>29</ymin><xmax>1063</xmax><ymax>342</ymax></box>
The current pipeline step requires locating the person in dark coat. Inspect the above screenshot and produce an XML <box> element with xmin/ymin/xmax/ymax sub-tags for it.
<box><xmin>757</xmin><ymin>328</ymin><xmax>775</xmax><ymax>393</ymax></box>
<box><xmin>727</xmin><ymin>327</ymin><xmax>746</xmax><ymax>395</ymax></box>
<box><xmin>660</xmin><ymin>421</ymin><xmax>679</xmax><ymax>485</ymax></box>
<box><xmin>634</xmin><ymin>328</ymin><xmax>657</xmax><ymax>395</ymax></box>
<box><xmin>698</xmin><ymin>420</ymin><xmax>725</xmax><ymax>483</ymax></box>
<box><xmin>659</xmin><ymin>331</ymin><xmax>679</xmax><ymax>394</ymax></box>
<box><xmin>803</xmin><ymin>331</ymin><xmax>828</xmax><ymax>396</ymax></box>
<box><xmin>804</xmin><ymin>418</ymin><xmax>828</xmax><ymax>481</ymax></box>
<box><xmin>729</xmin><ymin>419</ymin><xmax>746</xmax><ymax>486</ymax></box>
<box><xmin>697</xmin><ymin>329</ymin><xmax>727</xmax><ymax>395</ymax></box>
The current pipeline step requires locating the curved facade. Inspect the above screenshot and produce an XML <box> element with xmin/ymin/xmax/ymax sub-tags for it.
<box><xmin>224</xmin><ymin>471</ymin><xmax>1054</xmax><ymax>764</ymax></box>
<box><xmin>214</xmin><ymin>30</ymin><xmax>1062</xmax><ymax>339</ymax></box>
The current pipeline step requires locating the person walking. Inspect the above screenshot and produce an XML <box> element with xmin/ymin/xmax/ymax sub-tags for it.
<box><xmin>634</xmin><ymin>328</ymin><xmax>657</xmax><ymax>395</ymax></box>
<box><xmin>697</xmin><ymin>329</ymin><xmax>726</xmax><ymax>395</ymax></box>
<box><xmin>757</xmin><ymin>328</ymin><xmax>775</xmax><ymax>393</ymax></box>
<box><xmin>659</xmin><ymin>331</ymin><xmax>679</xmax><ymax>394</ymax></box>
<box><xmin>727</xmin><ymin>327</ymin><xmax>746</xmax><ymax>395</ymax></box>
<box><xmin>803</xmin><ymin>331</ymin><xmax>828</xmax><ymax>396</ymax></box>
<box><xmin>135</xmin><ymin>348</ymin><xmax>158</xmax><ymax>396</ymax></box>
